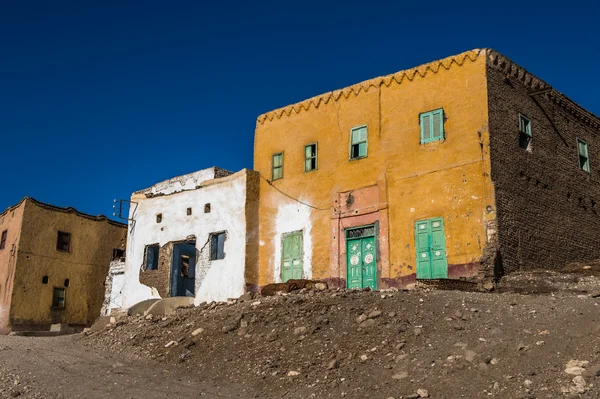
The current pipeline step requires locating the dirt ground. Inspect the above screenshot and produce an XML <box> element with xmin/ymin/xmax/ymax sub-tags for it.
<box><xmin>1</xmin><ymin>265</ymin><xmax>599</xmax><ymax>399</ymax></box>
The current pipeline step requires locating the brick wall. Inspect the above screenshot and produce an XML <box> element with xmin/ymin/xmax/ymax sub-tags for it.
<box><xmin>486</xmin><ymin>52</ymin><xmax>600</xmax><ymax>274</ymax></box>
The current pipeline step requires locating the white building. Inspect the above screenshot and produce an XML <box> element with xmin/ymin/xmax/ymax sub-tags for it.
<box><xmin>120</xmin><ymin>167</ymin><xmax>259</xmax><ymax>308</ymax></box>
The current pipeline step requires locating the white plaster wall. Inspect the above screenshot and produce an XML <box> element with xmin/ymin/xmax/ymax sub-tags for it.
<box><xmin>136</xmin><ymin>168</ymin><xmax>218</xmax><ymax>197</ymax></box>
<box><xmin>272</xmin><ymin>202</ymin><xmax>313</xmax><ymax>283</ymax></box>
<box><xmin>122</xmin><ymin>171</ymin><xmax>248</xmax><ymax>308</ymax></box>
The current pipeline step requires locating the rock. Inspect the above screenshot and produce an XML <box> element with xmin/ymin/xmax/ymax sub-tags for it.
<box><xmin>490</xmin><ymin>358</ymin><xmax>499</xmax><ymax>365</ymax></box>
<box><xmin>360</xmin><ymin>354</ymin><xmax>368</xmax><ymax>361</ymax></box>
<box><xmin>360</xmin><ymin>319</ymin><xmax>376</xmax><ymax>328</ymax></box>
<box><xmin>392</xmin><ymin>372</ymin><xmax>408</xmax><ymax>380</ymax></box>
<box><xmin>238</xmin><ymin>292</ymin><xmax>255</xmax><ymax>302</ymax></box>
<box><xmin>517</xmin><ymin>343</ymin><xmax>529</xmax><ymax>352</ymax></box>
<box><xmin>315</xmin><ymin>282</ymin><xmax>327</xmax><ymax>291</ymax></box>
<box><xmin>483</xmin><ymin>281</ymin><xmax>495</xmax><ymax>291</ymax></box>
<box><xmin>565</xmin><ymin>360</ymin><xmax>589</xmax><ymax>375</ymax></box>
<box><xmin>417</xmin><ymin>388</ymin><xmax>429</xmax><ymax>397</ymax></box>
<box><xmin>465</xmin><ymin>350</ymin><xmax>477</xmax><ymax>362</ymax></box>
<box><xmin>395</xmin><ymin>342</ymin><xmax>406</xmax><ymax>350</ymax></box>
<box><xmin>266</xmin><ymin>332</ymin><xmax>278</xmax><ymax>342</ymax></box>
<box><xmin>328</xmin><ymin>359</ymin><xmax>339</xmax><ymax>370</ymax></box>
<box><xmin>164</xmin><ymin>340</ymin><xmax>178</xmax><ymax>348</ymax></box>
<box><xmin>570</xmin><ymin>376</ymin><xmax>587</xmax><ymax>394</ymax></box>
<box><xmin>287</xmin><ymin>371</ymin><xmax>300</xmax><ymax>377</ymax></box>
<box><xmin>583</xmin><ymin>265</ymin><xmax>592</xmax><ymax>270</ymax></box>
<box><xmin>294</xmin><ymin>326</ymin><xmax>307</xmax><ymax>335</ymax></box>
<box><xmin>367</xmin><ymin>310</ymin><xmax>382</xmax><ymax>319</ymax></box>
<box><xmin>414</xmin><ymin>328</ymin><xmax>422</xmax><ymax>336</ymax></box>
<box><xmin>388</xmin><ymin>312</ymin><xmax>396</xmax><ymax>318</ymax></box>
<box><xmin>523</xmin><ymin>379</ymin><xmax>533</xmax><ymax>387</ymax></box>
<box><xmin>406</xmin><ymin>395</ymin><xmax>419</xmax><ymax>399</ymax></box>
<box><xmin>356</xmin><ymin>314</ymin><xmax>368</xmax><ymax>324</ymax></box>
<box><xmin>145</xmin><ymin>297</ymin><xmax>194</xmax><ymax>317</ymax></box>
<box><xmin>191</xmin><ymin>328</ymin><xmax>204</xmax><ymax>336</ymax></box>
<box><xmin>251</xmin><ymin>301</ymin><xmax>261</xmax><ymax>307</ymax></box>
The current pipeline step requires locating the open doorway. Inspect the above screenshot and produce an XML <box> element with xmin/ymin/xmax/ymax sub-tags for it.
<box><xmin>170</xmin><ymin>240</ymin><xmax>196</xmax><ymax>297</ymax></box>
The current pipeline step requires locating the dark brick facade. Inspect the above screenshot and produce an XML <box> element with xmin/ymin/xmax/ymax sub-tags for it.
<box><xmin>486</xmin><ymin>50</ymin><xmax>600</xmax><ymax>275</ymax></box>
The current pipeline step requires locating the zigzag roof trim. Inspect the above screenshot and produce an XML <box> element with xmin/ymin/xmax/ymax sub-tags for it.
<box><xmin>256</xmin><ymin>49</ymin><xmax>485</xmax><ymax>124</ymax></box>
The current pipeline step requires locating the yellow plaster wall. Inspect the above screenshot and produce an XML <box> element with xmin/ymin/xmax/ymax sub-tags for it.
<box><xmin>0</xmin><ymin>202</ymin><xmax>25</xmax><ymax>333</ymax></box>
<box><xmin>254</xmin><ymin>50</ymin><xmax>496</xmax><ymax>286</ymax></box>
<box><xmin>9</xmin><ymin>199</ymin><xmax>127</xmax><ymax>327</ymax></box>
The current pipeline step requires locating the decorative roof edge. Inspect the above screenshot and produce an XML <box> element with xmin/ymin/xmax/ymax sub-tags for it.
<box><xmin>0</xmin><ymin>197</ymin><xmax>126</xmax><ymax>228</ymax></box>
<box><xmin>256</xmin><ymin>49</ymin><xmax>485</xmax><ymax>124</ymax></box>
<box><xmin>485</xmin><ymin>49</ymin><xmax>600</xmax><ymax>131</ymax></box>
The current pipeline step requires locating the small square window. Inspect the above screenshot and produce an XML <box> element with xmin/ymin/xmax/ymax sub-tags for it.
<box><xmin>112</xmin><ymin>248</ymin><xmax>125</xmax><ymax>260</ymax></box>
<box><xmin>156</xmin><ymin>213</ymin><xmax>162</xmax><ymax>223</ymax></box>
<box><xmin>577</xmin><ymin>139</ymin><xmax>590</xmax><ymax>173</ymax></box>
<box><xmin>42</xmin><ymin>276</ymin><xmax>48</xmax><ymax>284</ymax></box>
<box><xmin>519</xmin><ymin>114</ymin><xmax>532</xmax><ymax>151</ymax></box>
<box><xmin>187</xmin><ymin>207</ymin><xmax>192</xmax><ymax>216</ymax></box>
<box><xmin>272</xmin><ymin>153</ymin><xmax>283</xmax><ymax>180</ymax></box>
<box><xmin>210</xmin><ymin>232</ymin><xmax>226</xmax><ymax>261</ymax></box>
<box><xmin>420</xmin><ymin>109</ymin><xmax>444</xmax><ymax>144</ymax></box>
<box><xmin>56</xmin><ymin>231</ymin><xmax>71</xmax><ymax>252</ymax></box>
<box><xmin>204</xmin><ymin>203</ymin><xmax>211</xmax><ymax>213</ymax></box>
<box><xmin>145</xmin><ymin>244</ymin><xmax>159</xmax><ymax>270</ymax></box>
<box><xmin>304</xmin><ymin>143</ymin><xmax>318</xmax><ymax>172</ymax></box>
<box><xmin>350</xmin><ymin>126</ymin><xmax>368</xmax><ymax>160</ymax></box>
<box><xmin>52</xmin><ymin>287</ymin><xmax>65</xmax><ymax>309</ymax></box>
<box><xmin>0</xmin><ymin>230</ymin><xmax>6</xmax><ymax>250</ymax></box>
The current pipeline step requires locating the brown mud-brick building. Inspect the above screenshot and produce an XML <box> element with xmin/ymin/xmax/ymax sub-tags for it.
<box><xmin>253</xmin><ymin>49</ymin><xmax>600</xmax><ymax>290</ymax></box>
<box><xmin>0</xmin><ymin>197</ymin><xmax>126</xmax><ymax>334</ymax></box>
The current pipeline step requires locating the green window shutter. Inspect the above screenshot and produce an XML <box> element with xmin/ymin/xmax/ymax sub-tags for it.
<box><xmin>578</xmin><ymin>139</ymin><xmax>590</xmax><ymax>173</ymax></box>
<box><xmin>304</xmin><ymin>143</ymin><xmax>317</xmax><ymax>172</ymax></box>
<box><xmin>420</xmin><ymin>109</ymin><xmax>444</xmax><ymax>143</ymax></box>
<box><xmin>520</xmin><ymin>115</ymin><xmax>532</xmax><ymax>137</ymax></box>
<box><xmin>350</xmin><ymin>126</ymin><xmax>368</xmax><ymax>160</ymax></box>
<box><xmin>272</xmin><ymin>153</ymin><xmax>283</xmax><ymax>180</ymax></box>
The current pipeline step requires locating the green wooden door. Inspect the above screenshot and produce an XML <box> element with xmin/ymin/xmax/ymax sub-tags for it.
<box><xmin>415</xmin><ymin>218</ymin><xmax>448</xmax><ymax>279</ymax></box>
<box><xmin>346</xmin><ymin>226</ymin><xmax>377</xmax><ymax>289</ymax></box>
<box><xmin>281</xmin><ymin>231</ymin><xmax>303</xmax><ymax>282</ymax></box>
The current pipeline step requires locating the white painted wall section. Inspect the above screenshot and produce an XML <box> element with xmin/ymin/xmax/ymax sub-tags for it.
<box><xmin>272</xmin><ymin>202</ymin><xmax>313</xmax><ymax>283</ymax></box>
<box><xmin>121</xmin><ymin>168</ymin><xmax>250</xmax><ymax>308</ymax></box>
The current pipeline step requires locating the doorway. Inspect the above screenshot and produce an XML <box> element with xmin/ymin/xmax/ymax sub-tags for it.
<box><xmin>171</xmin><ymin>241</ymin><xmax>197</xmax><ymax>297</ymax></box>
<box><xmin>415</xmin><ymin>217</ymin><xmax>448</xmax><ymax>279</ymax></box>
<box><xmin>346</xmin><ymin>225</ymin><xmax>377</xmax><ymax>289</ymax></box>
<box><xmin>281</xmin><ymin>231</ymin><xmax>303</xmax><ymax>282</ymax></box>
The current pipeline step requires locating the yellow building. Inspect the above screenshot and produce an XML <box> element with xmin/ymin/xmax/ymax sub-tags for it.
<box><xmin>0</xmin><ymin>197</ymin><xmax>126</xmax><ymax>333</ymax></box>
<box><xmin>255</xmin><ymin>48</ymin><xmax>600</xmax><ymax>290</ymax></box>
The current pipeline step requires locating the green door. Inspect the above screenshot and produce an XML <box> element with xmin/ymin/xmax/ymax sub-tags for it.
<box><xmin>346</xmin><ymin>226</ymin><xmax>377</xmax><ymax>289</ymax></box>
<box><xmin>415</xmin><ymin>218</ymin><xmax>448</xmax><ymax>279</ymax></box>
<box><xmin>281</xmin><ymin>231</ymin><xmax>303</xmax><ymax>282</ymax></box>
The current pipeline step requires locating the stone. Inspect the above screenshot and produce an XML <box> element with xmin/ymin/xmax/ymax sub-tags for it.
<box><xmin>251</xmin><ymin>301</ymin><xmax>261</xmax><ymax>307</ymax></box>
<box><xmin>294</xmin><ymin>326</ymin><xmax>307</xmax><ymax>335</ymax></box>
<box><xmin>483</xmin><ymin>281</ymin><xmax>495</xmax><ymax>291</ymax></box>
<box><xmin>413</xmin><ymin>328</ymin><xmax>422</xmax><ymax>336</ymax></box>
<box><xmin>570</xmin><ymin>376</ymin><xmax>587</xmax><ymax>394</ymax></box>
<box><xmin>417</xmin><ymin>388</ymin><xmax>429</xmax><ymax>397</ymax></box>
<box><xmin>360</xmin><ymin>319</ymin><xmax>376</xmax><ymax>328</ymax></box>
<box><xmin>315</xmin><ymin>282</ymin><xmax>327</xmax><ymax>291</ymax></box>
<box><xmin>360</xmin><ymin>354</ymin><xmax>368</xmax><ymax>361</ymax></box>
<box><xmin>191</xmin><ymin>328</ymin><xmax>204</xmax><ymax>336</ymax></box>
<box><xmin>356</xmin><ymin>314</ymin><xmax>368</xmax><ymax>324</ymax></box>
<box><xmin>565</xmin><ymin>360</ymin><xmax>589</xmax><ymax>375</ymax></box>
<box><xmin>328</xmin><ymin>359</ymin><xmax>339</xmax><ymax>370</ymax></box>
<box><xmin>164</xmin><ymin>340</ymin><xmax>178</xmax><ymax>348</ymax></box>
<box><xmin>490</xmin><ymin>358</ymin><xmax>499</xmax><ymax>365</ymax></box>
<box><xmin>395</xmin><ymin>342</ymin><xmax>406</xmax><ymax>350</ymax></box>
<box><xmin>392</xmin><ymin>372</ymin><xmax>408</xmax><ymax>380</ymax></box>
<box><xmin>145</xmin><ymin>297</ymin><xmax>194</xmax><ymax>317</ymax></box>
<box><xmin>524</xmin><ymin>379</ymin><xmax>533</xmax><ymax>387</ymax></box>
<box><xmin>287</xmin><ymin>371</ymin><xmax>300</xmax><ymax>377</ymax></box>
<box><xmin>465</xmin><ymin>350</ymin><xmax>477</xmax><ymax>362</ymax></box>
<box><xmin>367</xmin><ymin>310</ymin><xmax>382</xmax><ymax>319</ymax></box>
<box><xmin>406</xmin><ymin>395</ymin><xmax>420</xmax><ymax>399</ymax></box>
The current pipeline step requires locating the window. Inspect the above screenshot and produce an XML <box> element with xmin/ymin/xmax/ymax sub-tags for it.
<box><xmin>578</xmin><ymin>139</ymin><xmax>590</xmax><ymax>173</ymax></box>
<box><xmin>112</xmin><ymin>248</ymin><xmax>125</xmax><ymax>260</ymax></box>
<box><xmin>187</xmin><ymin>207</ymin><xmax>192</xmax><ymax>216</ymax></box>
<box><xmin>52</xmin><ymin>288</ymin><xmax>65</xmax><ymax>309</ymax></box>
<box><xmin>0</xmin><ymin>230</ymin><xmax>6</xmax><ymax>250</ymax></box>
<box><xmin>210</xmin><ymin>232</ymin><xmax>226</xmax><ymax>260</ymax></box>
<box><xmin>56</xmin><ymin>231</ymin><xmax>71</xmax><ymax>252</ymax></box>
<box><xmin>272</xmin><ymin>153</ymin><xmax>283</xmax><ymax>180</ymax></box>
<box><xmin>304</xmin><ymin>143</ymin><xmax>318</xmax><ymax>172</ymax></box>
<box><xmin>156</xmin><ymin>213</ymin><xmax>162</xmax><ymax>223</ymax></box>
<box><xmin>204</xmin><ymin>203</ymin><xmax>211</xmax><ymax>213</ymax></box>
<box><xmin>420</xmin><ymin>109</ymin><xmax>444</xmax><ymax>143</ymax></box>
<box><xmin>350</xmin><ymin>126</ymin><xmax>368</xmax><ymax>159</ymax></box>
<box><xmin>42</xmin><ymin>276</ymin><xmax>48</xmax><ymax>284</ymax></box>
<box><xmin>145</xmin><ymin>244</ymin><xmax>159</xmax><ymax>270</ymax></box>
<box><xmin>64</xmin><ymin>279</ymin><xmax>70</xmax><ymax>287</ymax></box>
<box><xmin>519</xmin><ymin>114</ymin><xmax>532</xmax><ymax>150</ymax></box>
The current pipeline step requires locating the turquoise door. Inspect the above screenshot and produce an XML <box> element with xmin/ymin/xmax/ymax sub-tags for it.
<box><xmin>346</xmin><ymin>226</ymin><xmax>377</xmax><ymax>289</ymax></box>
<box><xmin>415</xmin><ymin>218</ymin><xmax>448</xmax><ymax>279</ymax></box>
<box><xmin>281</xmin><ymin>231</ymin><xmax>303</xmax><ymax>282</ymax></box>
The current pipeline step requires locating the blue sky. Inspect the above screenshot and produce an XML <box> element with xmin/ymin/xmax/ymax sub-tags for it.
<box><xmin>1</xmin><ymin>1</ymin><xmax>598</xmax><ymax>218</ymax></box>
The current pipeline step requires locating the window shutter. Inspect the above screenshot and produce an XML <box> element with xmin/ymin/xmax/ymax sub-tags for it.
<box><xmin>432</xmin><ymin>110</ymin><xmax>442</xmax><ymax>139</ymax></box>
<box><xmin>421</xmin><ymin>114</ymin><xmax>431</xmax><ymax>142</ymax></box>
